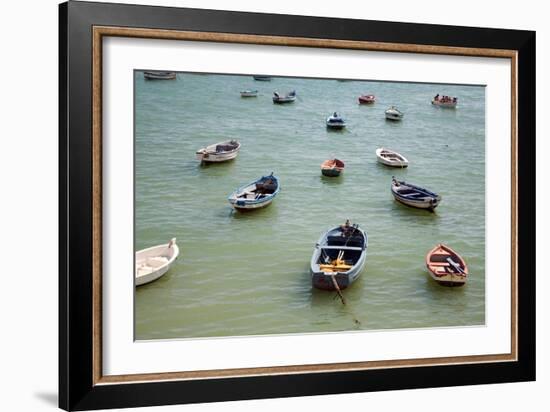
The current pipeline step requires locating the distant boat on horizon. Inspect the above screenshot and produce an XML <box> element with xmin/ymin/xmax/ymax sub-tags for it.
<box><xmin>143</xmin><ymin>71</ymin><xmax>177</xmax><ymax>80</ymax></box>
<box><xmin>253</xmin><ymin>75</ymin><xmax>272</xmax><ymax>81</ymax></box>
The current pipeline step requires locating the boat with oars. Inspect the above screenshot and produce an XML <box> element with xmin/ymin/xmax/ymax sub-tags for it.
<box><xmin>426</xmin><ymin>244</ymin><xmax>468</xmax><ymax>286</ymax></box>
<box><xmin>195</xmin><ymin>139</ymin><xmax>241</xmax><ymax>163</ymax></box>
<box><xmin>228</xmin><ymin>173</ymin><xmax>280</xmax><ymax>211</ymax></box>
<box><xmin>385</xmin><ymin>106</ymin><xmax>404</xmax><ymax>120</ymax></box>
<box><xmin>143</xmin><ymin>71</ymin><xmax>177</xmax><ymax>80</ymax></box>
<box><xmin>273</xmin><ymin>90</ymin><xmax>296</xmax><ymax>104</ymax></box>
<box><xmin>376</xmin><ymin>148</ymin><xmax>409</xmax><ymax>167</ymax></box>
<box><xmin>321</xmin><ymin>158</ymin><xmax>345</xmax><ymax>177</ymax></box>
<box><xmin>326</xmin><ymin>112</ymin><xmax>346</xmax><ymax>129</ymax></box>
<box><xmin>136</xmin><ymin>238</ymin><xmax>179</xmax><ymax>286</ymax></box>
<box><xmin>240</xmin><ymin>90</ymin><xmax>258</xmax><ymax>97</ymax></box>
<box><xmin>391</xmin><ymin>177</ymin><xmax>441</xmax><ymax>211</ymax></box>
<box><xmin>310</xmin><ymin>221</ymin><xmax>368</xmax><ymax>291</ymax></box>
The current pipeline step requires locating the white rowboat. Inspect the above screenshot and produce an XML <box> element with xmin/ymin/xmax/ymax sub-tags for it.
<box><xmin>196</xmin><ymin>140</ymin><xmax>241</xmax><ymax>163</ymax></box>
<box><xmin>376</xmin><ymin>148</ymin><xmax>409</xmax><ymax>167</ymax></box>
<box><xmin>136</xmin><ymin>238</ymin><xmax>179</xmax><ymax>286</ymax></box>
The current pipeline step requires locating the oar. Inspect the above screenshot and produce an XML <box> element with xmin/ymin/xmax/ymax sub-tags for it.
<box><xmin>446</xmin><ymin>257</ymin><xmax>467</xmax><ymax>276</ymax></box>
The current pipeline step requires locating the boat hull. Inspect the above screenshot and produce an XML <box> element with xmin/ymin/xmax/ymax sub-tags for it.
<box><xmin>196</xmin><ymin>140</ymin><xmax>241</xmax><ymax>163</ymax></box>
<box><xmin>196</xmin><ymin>150</ymin><xmax>239</xmax><ymax>163</ymax></box>
<box><xmin>135</xmin><ymin>241</ymin><xmax>179</xmax><ymax>286</ymax></box>
<box><xmin>385</xmin><ymin>113</ymin><xmax>403</xmax><ymax>121</ymax></box>
<box><xmin>228</xmin><ymin>174</ymin><xmax>280</xmax><ymax>212</ymax></box>
<box><xmin>391</xmin><ymin>180</ymin><xmax>441</xmax><ymax>211</ymax></box>
<box><xmin>376</xmin><ymin>148</ymin><xmax>409</xmax><ymax>167</ymax></box>
<box><xmin>426</xmin><ymin>244</ymin><xmax>468</xmax><ymax>287</ymax></box>
<box><xmin>432</xmin><ymin>100</ymin><xmax>457</xmax><ymax>108</ymax></box>
<box><xmin>144</xmin><ymin>71</ymin><xmax>176</xmax><ymax>80</ymax></box>
<box><xmin>321</xmin><ymin>168</ymin><xmax>342</xmax><ymax>177</ymax></box>
<box><xmin>310</xmin><ymin>225</ymin><xmax>368</xmax><ymax>291</ymax></box>
<box><xmin>273</xmin><ymin>97</ymin><xmax>296</xmax><ymax>104</ymax></box>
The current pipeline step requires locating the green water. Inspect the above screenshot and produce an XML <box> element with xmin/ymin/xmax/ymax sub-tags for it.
<box><xmin>135</xmin><ymin>72</ymin><xmax>485</xmax><ymax>340</ymax></box>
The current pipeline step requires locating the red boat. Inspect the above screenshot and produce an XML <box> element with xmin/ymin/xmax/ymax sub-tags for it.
<box><xmin>321</xmin><ymin>158</ymin><xmax>345</xmax><ymax>177</ymax></box>
<box><xmin>358</xmin><ymin>94</ymin><xmax>376</xmax><ymax>104</ymax></box>
<box><xmin>426</xmin><ymin>244</ymin><xmax>469</xmax><ymax>287</ymax></box>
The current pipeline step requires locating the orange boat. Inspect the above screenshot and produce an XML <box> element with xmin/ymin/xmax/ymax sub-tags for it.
<box><xmin>321</xmin><ymin>159</ymin><xmax>345</xmax><ymax>177</ymax></box>
<box><xmin>426</xmin><ymin>244</ymin><xmax>468</xmax><ymax>287</ymax></box>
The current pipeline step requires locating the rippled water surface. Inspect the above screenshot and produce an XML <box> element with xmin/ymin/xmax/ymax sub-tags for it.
<box><xmin>135</xmin><ymin>72</ymin><xmax>485</xmax><ymax>339</ymax></box>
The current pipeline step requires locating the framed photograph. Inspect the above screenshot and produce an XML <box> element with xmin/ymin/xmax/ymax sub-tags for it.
<box><xmin>59</xmin><ymin>1</ymin><xmax>535</xmax><ymax>410</ymax></box>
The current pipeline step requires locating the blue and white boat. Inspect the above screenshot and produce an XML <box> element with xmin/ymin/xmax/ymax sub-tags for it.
<box><xmin>391</xmin><ymin>177</ymin><xmax>441</xmax><ymax>211</ymax></box>
<box><xmin>326</xmin><ymin>112</ymin><xmax>346</xmax><ymax>129</ymax></box>
<box><xmin>310</xmin><ymin>222</ymin><xmax>368</xmax><ymax>290</ymax></box>
<box><xmin>228</xmin><ymin>173</ymin><xmax>280</xmax><ymax>211</ymax></box>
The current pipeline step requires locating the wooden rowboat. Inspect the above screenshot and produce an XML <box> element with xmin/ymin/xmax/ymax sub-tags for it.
<box><xmin>228</xmin><ymin>173</ymin><xmax>280</xmax><ymax>211</ymax></box>
<box><xmin>426</xmin><ymin>244</ymin><xmax>468</xmax><ymax>286</ymax></box>
<box><xmin>358</xmin><ymin>94</ymin><xmax>376</xmax><ymax>104</ymax></box>
<box><xmin>196</xmin><ymin>139</ymin><xmax>241</xmax><ymax>163</ymax></box>
<box><xmin>391</xmin><ymin>177</ymin><xmax>441</xmax><ymax>211</ymax></box>
<box><xmin>321</xmin><ymin>158</ymin><xmax>345</xmax><ymax>177</ymax></box>
<box><xmin>273</xmin><ymin>90</ymin><xmax>296</xmax><ymax>104</ymax></box>
<box><xmin>376</xmin><ymin>148</ymin><xmax>409</xmax><ymax>167</ymax></box>
<box><xmin>310</xmin><ymin>222</ymin><xmax>368</xmax><ymax>291</ymax></box>
<box><xmin>385</xmin><ymin>106</ymin><xmax>404</xmax><ymax>120</ymax></box>
<box><xmin>240</xmin><ymin>90</ymin><xmax>258</xmax><ymax>97</ymax></box>
<box><xmin>136</xmin><ymin>238</ymin><xmax>179</xmax><ymax>286</ymax></box>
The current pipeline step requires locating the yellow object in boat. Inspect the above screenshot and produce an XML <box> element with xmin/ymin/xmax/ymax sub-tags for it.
<box><xmin>319</xmin><ymin>258</ymin><xmax>352</xmax><ymax>272</ymax></box>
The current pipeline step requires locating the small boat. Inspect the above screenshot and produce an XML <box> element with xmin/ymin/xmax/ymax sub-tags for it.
<box><xmin>196</xmin><ymin>140</ymin><xmax>241</xmax><ymax>163</ymax></box>
<box><xmin>143</xmin><ymin>71</ymin><xmax>177</xmax><ymax>80</ymax></box>
<box><xmin>136</xmin><ymin>238</ymin><xmax>179</xmax><ymax>286</ymax></box>
<box><xmin>358</xmin><ymin>94</ymin><xmax>376</xmax><ymax>104</ymax></box>
<box><xmin>391</xmin><ymin>177</ymin><xmax>441</xmax><ymax>211</ymax></box>
<box><xmin>376</xmin><ymin>148</ymin><xmax>409</xmax><ymax>168</ymax></box>
<box><xmin>240</xmin><ymin>90</ymin><xmax>258</xmax><ymax>97</ymax></box>
<box><xmin>253</xmin><ymin>75</ymin><xmax>272</xmax><ymax>81</ymax></box>
<box><xmin>426</xmin><ymin>244</ymin><xmax>468</xmax><ymax>286</ymax></box>
<box><xmin>385</xmin><ymin>106</ymin><xmax>404</xmax><ymax>120</ymax></box>
<box><xmin>326</xmin><ymin>112</ymin><xmax>346</xmax><ymax>129</ymax></box>
<box><xmin>321</xmin><ymin>158</ymin><xmax>345</xmax><ymax>177</ymax></box>
<box><xmin>273</xmin><ymin>90</ymin><xmax>296</xmax><ymax>104</ymax></box>
<box><xmin>310</xmin><ymin>221</ymin><xmax>368</xmax><ymax>290</ymax></box>
<box><xmin>432</xmin><ymin>94</ymin><xmax>458</xmax><ymax>108</ymax></box>
<box><xmin>228</xmin><ymin>173</ymin><xmax>280</xmax><ymax>211</ymax></box>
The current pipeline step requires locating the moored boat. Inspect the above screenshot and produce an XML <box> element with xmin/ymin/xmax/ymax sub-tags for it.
<box><xmin>385</xmin><ymin>106</ymin><xmax>404</xmax><ymax>120</ymax></box>
<box><xmin>432</xmin><ymin>94</ymin><xmax>458</xmax><ymax>108</ymax></box>
<box><xmin>228</xmin><ymin>173</ymin><xmax>280</xmax><ymax>211</ymax></box>
<box><xmin>426</xmin><ymin>244</ymin><xmax>468</xmax><ymax>286</ymax></box>
<box><xmin>136</xmin><ymin>238</ymin><xmax>179</xmax><ymax>286</ymax></box>
<box><xmin>358</xmin><ymin>94</ymin><xmax>376</xmax><ymax>104</ymax></box>
<box><xmin>321</xmin><ymin>158</ymin><xmax>345</xmax><ymax>177</ymax></box>
<box><xmin>143</xmin><ymin>71</ymin><xmax>177</xmax><ymax>80</ymax></box>
<box><xmin>310</xmin><ymin>221</ymin><xmax>368</xmax><ymax>290</ymax></box>
<box><xmin>326</xmin><ymin>112</ymin><xmax>346</xmax><ymax>129</ymax></box>
<box><xmin>391</xmin><ymin>177</ymin><xmax>441</xmax><ymax>211</ymax></box>
<box><xmin>196</xmin><ymin>140</ymin><xmax>241</xmax><ymax>163</ymax></box>
<box><xmin>376</xmin><ymin>148</ymin><xmax>409</xmax><ymax>167</ymax></box>
<box><xmin>240</xmin><ymin>90</ymin><xmax>258</xmax><ymax>97</ymax></box>
<box><xmin>273</xmin><ymin>90</ymin><xmax>296</xmax><ymax>104</ymax></box>
<box><xmin>253</xmin><ymin>75</ymin><xmax>272</xmax><ymax>81</ymax></box>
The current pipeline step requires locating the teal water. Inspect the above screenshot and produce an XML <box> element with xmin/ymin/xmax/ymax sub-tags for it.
<box><xmin>135</xmin><ymin>72</ymin><xmax>485</xmax><ymax>340</ymax></box>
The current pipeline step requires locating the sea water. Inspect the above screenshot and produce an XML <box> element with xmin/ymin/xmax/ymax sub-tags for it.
<box><xmin>134</xmin><ymin>72</ymin><xmax>485</xmax><ymax>339</ymax></box>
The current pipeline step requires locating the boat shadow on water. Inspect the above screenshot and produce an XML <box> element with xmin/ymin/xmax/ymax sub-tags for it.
<box><xmin>319</xmin><ymin>174</ymin><xmax>344</xmax><ymax>185</ymax></box>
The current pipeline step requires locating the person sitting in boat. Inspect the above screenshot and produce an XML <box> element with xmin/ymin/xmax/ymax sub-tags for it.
<box><xmin>392</xmin><ymin>176</ymin><xmax>400</xmax><ymax>186</ymax></box>
<box><xmin>434</xmin><ymin>94</ymin><xmax>439</xmax><ymax>101</ymax></box>
<box><xmin>452</xmin><ymin>97</ymin><xmax>457</xmax><ymax>102</ymax></box>
<box><xmin>333</xmin><ymin>112</ymin><xmax>338</xmax><ymax>117</ymax></box>
<box><xmin>273</xmin><ymin>92</ymin><xmax>279</xmax><ymax>98</ymax></box>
